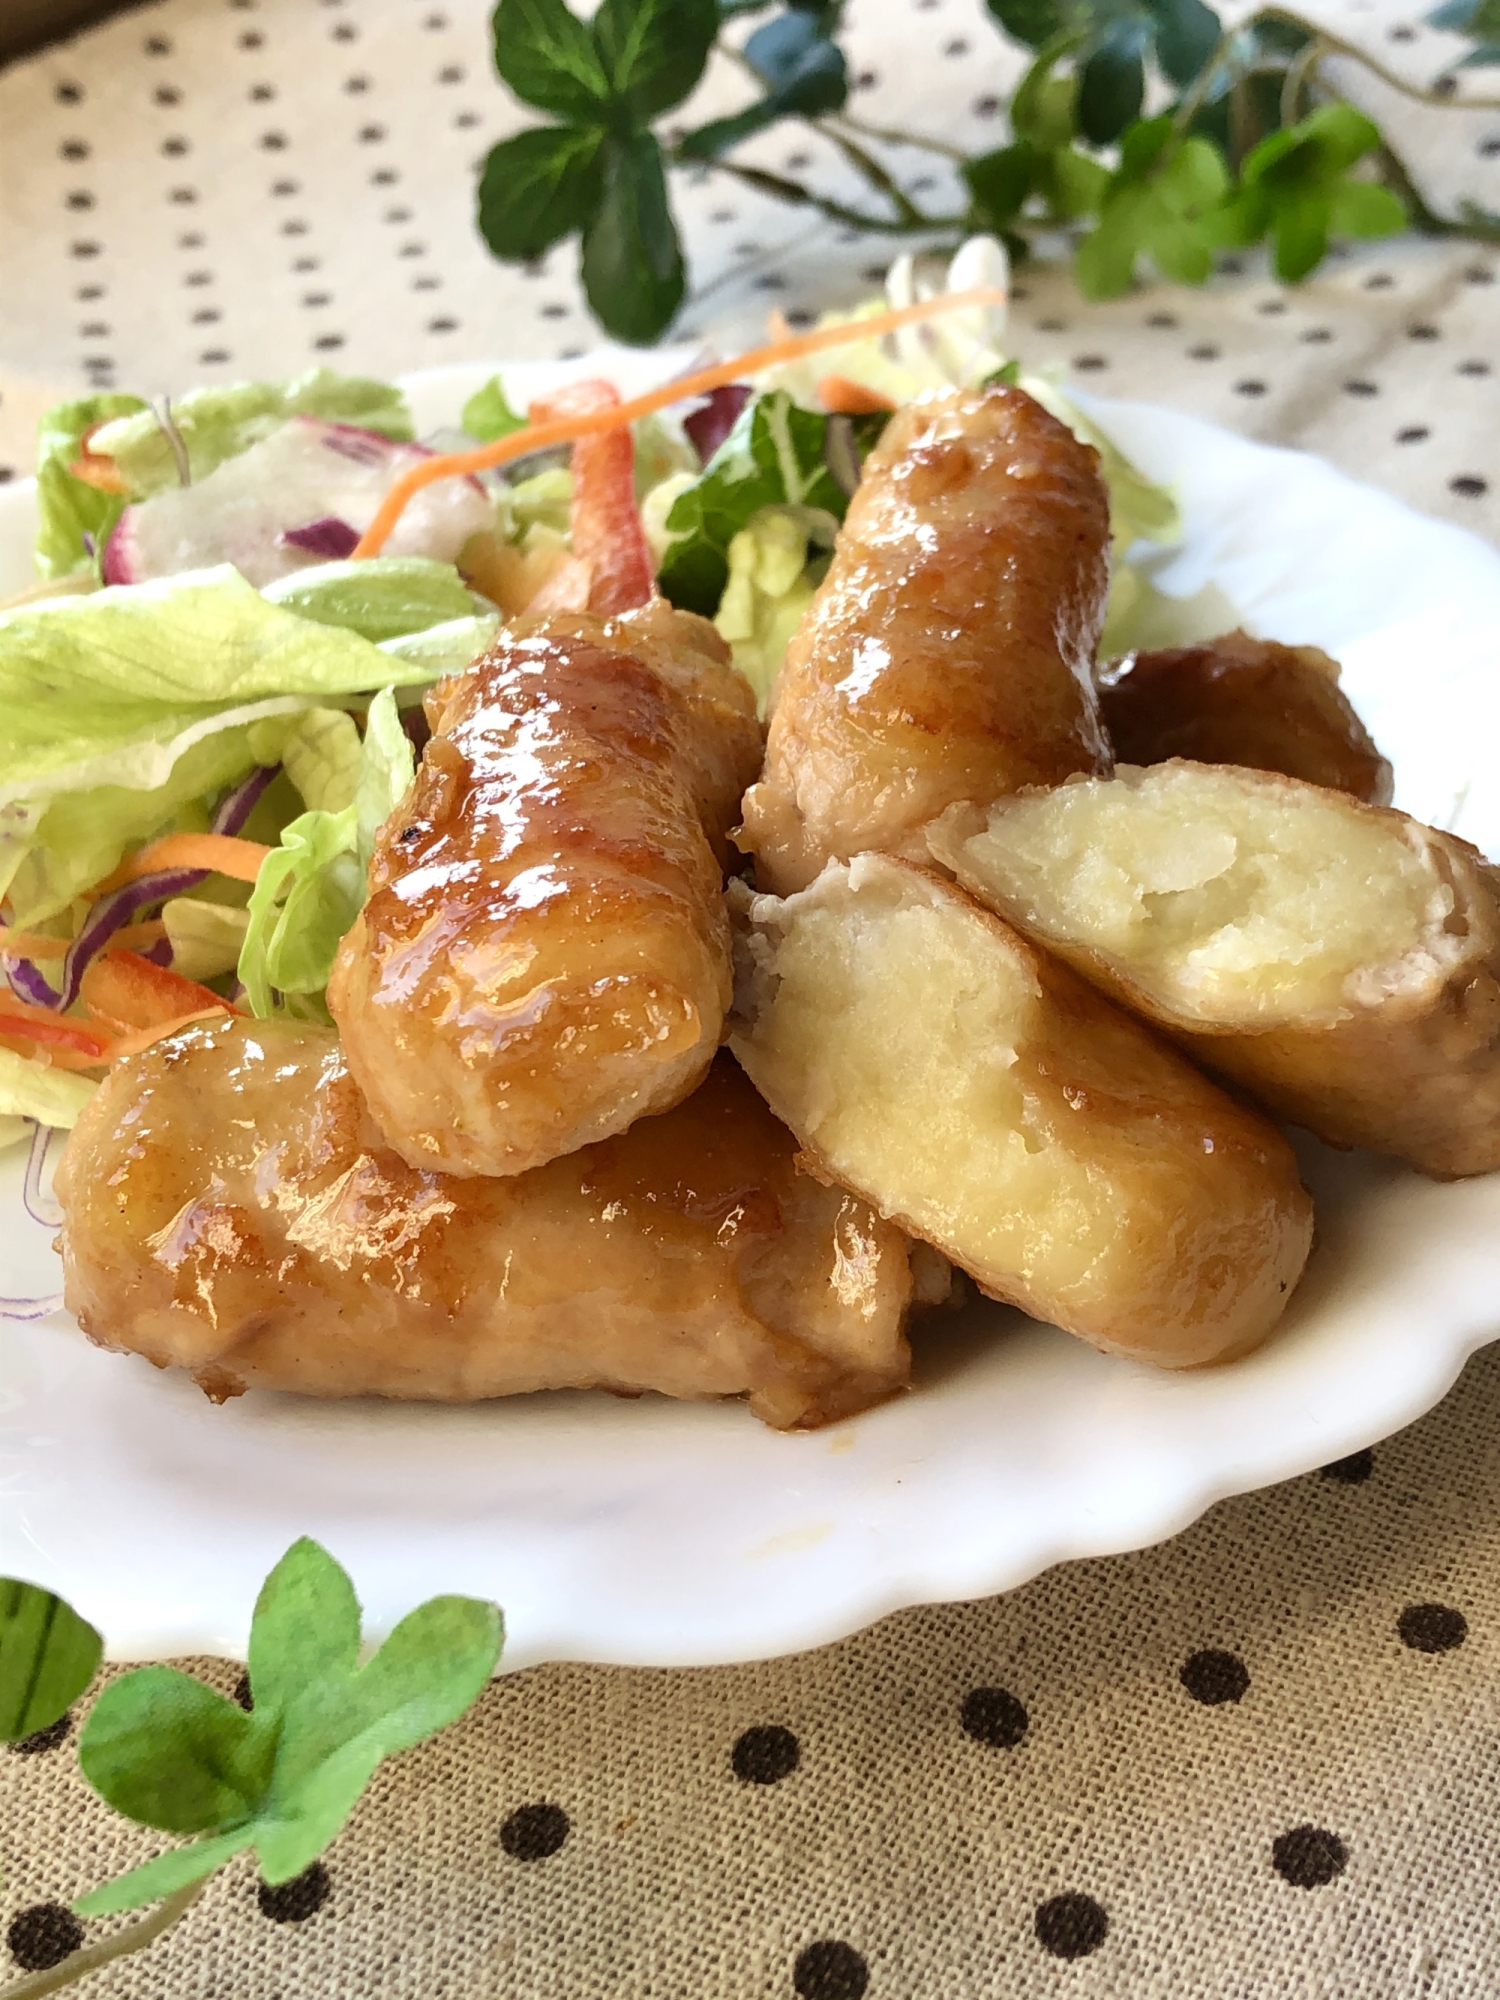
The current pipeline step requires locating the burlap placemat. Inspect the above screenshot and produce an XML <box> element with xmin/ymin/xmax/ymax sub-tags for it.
<box><xmin>3</xmin><ymin>0</ymin><xmax>1500</xmax><ymax>1992</ymax></box>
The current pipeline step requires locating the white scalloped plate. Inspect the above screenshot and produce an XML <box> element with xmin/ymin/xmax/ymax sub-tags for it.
<box><xmin>4</xmin><ymin>356</ymin><xmax>1500</xmax><ymax>1672</ymax></box>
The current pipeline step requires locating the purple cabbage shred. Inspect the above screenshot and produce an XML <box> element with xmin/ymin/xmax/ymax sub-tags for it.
<box><xmin>683</xmin><ymin>384</ymin><xmax>751</xmax><ymax>465</ymax></box>
<box><xmin>23</xmin><ymin>1120</ymin><xmax>63</xmax><ymax>1228</ymax></box>
<box><xmin>279</xmin><ymin>516</ymin><xmax>361</xmax><ymax>560</ymax></box>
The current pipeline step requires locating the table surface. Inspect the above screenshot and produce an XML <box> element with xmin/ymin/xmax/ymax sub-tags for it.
<box><xmin>3</xmin><ymin>1</ymin><xmax>1500</xmax><ymax>1994</ymax></box>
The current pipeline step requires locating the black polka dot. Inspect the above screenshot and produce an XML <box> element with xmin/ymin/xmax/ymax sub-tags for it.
<box><xmin>60</xmin><ymin>139</ymin><xmax>90</xmax><ymax>160</ymax></box>
<box><xmin>1272</xmin><ymin>1825</ymin><xmax>1346</xmax><ymax>1888</ymax></box>
<box><xmin>794</xmin><ymin>1940</ymin><xmax>868</xmax><ymax>1999</ymax></box>
<box><xmin>1146</xmin><ymin>311</ymin><xmax>1177</xmax><ymax>328</ymax></box>
<box><xmin>1389</xmin><ymin>22</ymin><xmax>1415</xmax><ymax>38</ymax></box>
<box><xmin>732</xmin><ymin>1724</ymin><xmax>800</xmax><ymax>1785</ymax></box>
<box><xmin>239</xmin><ymin>29</ymin><xmax>265</xmax><ymax>47</ymax></box>
<box><xmin>1301</xmin><ymin>326</ymin><xmax>1333</xmax><ymax>343</ymax></box>
<box><xmin>1451</xmin><ymin>475</ymin><xmax>1489</xmax><ymax>497</ymax></box>
<box><xmin>313</xmin><ymin>332</ymin><xmax>346</xmax><ymax>350</ymax></box>
<box><xmin>855</xmin><ymin>69</ymin><xmax>878</xmax><ymax>89</ymax></box>
<box><xmin>1179</xmin><ymin>1648</ymin><xmax>1250</xmax><ymax>1705</ymax></box>
<box><xmin>1320</xmin><ymin>1448</ymin><xmax>1373</xmax><ymax>1483</ymax></box>
<box><xmin>1035</xmin><ymin>1892</ymin><xmax>1108</xmax><ymax>1959</ymax></box>
<box><xmin>1465</xmin><ymin>265</ymin><xmax>1494</xmax><ymax>284</ymax></box>
<box><xmin>144</xmin><ymin>34</ymin><xmax>172</xmax><ymax>54</ymax></box>
<box><xmin>7</xmin><ymin>1905</ymin><xmax>84</xmax><ymax>1972</ymax></box>
<box><xmin>1458</xmin><ymin>359</ymin><xmax>1491</xmax><ymax>376</ymax></box>
<box><xmin>428</xmin><ymin>317</ymin><xmax>459</xmax><ymax>333</ymax></box>
<box><xmin>1364</xmin><ymin>271</ymin><xmax>1394</xmax><ymax>289</ymax></box>
<box><xmin>1396</xmin><ymin>425</ymin><xmax>1429</xmax><ymax>443</ymax></box>
<box><xmin>1408</xmin><ymin>322</ymin><xmax>1440</xmax><ymax>340</ymax></box>
<box><xmin>1188</xmin><ymin>343</ymin><xmax>1219</xmax><ymax>361</ymax></box>
<box><xmin>260</xmin><ymin>131</ymin><xmax>288</xmax><ymax>150</ymax></box>
<box><xmin>1073</xmin><ymin>354</ymin><xmax>1107</xmax><ymax>371</ymax></box>
<box><xmin>961</xmin><ymin>1685</ymin><xmax>1028</xmax><ymax>1748</ymax></box>
<box><xmin>346</xmin><ymin>74</ymin><xmax>370</xmax><ymax>93</ymax></box>
<box><xmin>359</xmin><ymin>124</ymin><xmax>387</xmax><ymax>143</ymax></box>
<box><xmin>1398</xmin><ymin>1603</ymin><xmax>1467</xmax><ymax>1652</ymax></box>
<box><xmin>975</xmin><ymin>93</ymin><xmax>1001</xmax><ymax>115</ymax></box>
<box><xmin>1258</xmin><ymin>298</ymin><xmax>1287</xmax><ymax>314</ymax></box>
<box><xmin>64</xmin><ymin>190</ymin><xmax>94</xmax><ymax>210</ymax></box>
<box><xmin>500</xmin><ymin>1802</ymin><xmax>569</xmax><ymax>1860</ymax></box>
<box><xmin>55</xmin><ymin>81</ymin><xmax>83</xmax><ymax>104</ymax></box>
<box><xmin>250</xmin><ymin>83</ymin><xmax>275</xmax><ymax>101</ymax></box>
<box><xmin>155</xmin><ymin>84</ymin><xmax>182</xmax><ymax>105</ymax></box>
<box><xmin>257</xmin><ymin>1861</ymin><xmax>329</xmax><ymax>1923</ymax></box>
<box><xmin>9</xmin><ymin>1713</ymin><xmax>72</xmax><ymax>1755</ymax></box>
<box><xmin>945</xmin><ymin>37</ymin><xmax>969</xmax><ymax>54</ymax></box>
<box><xmin>69</xmin><ymin>241</ymin><xmax>101</xmax><ymax>259</ymax></box>
<box><xmin>1344</xmin><ymin>379</ymin><xmax>1378</xmax><ymax>397</ymax></box>
<box><xmin>1235</xmin><ymin>380</ymin><xmax>1268</xmax><ymax>397</ymax></box>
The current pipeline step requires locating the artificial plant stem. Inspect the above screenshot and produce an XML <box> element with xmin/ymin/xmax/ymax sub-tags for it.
<box><xmin>1257</xmin><ymin>6</ymin><xmax>1500</xmax><ymax>108</ymax></box>
<box><xmin>0</xmin><ymin>1878</ymin><xmax>211</xmax><ymax>2000</ymax></box>
<box><xmin>700</xmin><ymin>155</ymin><xmax>960</xmax><ymax>233</ymax></box>
<box><xmin>816</xmin><ymin>123</ymin><xmax>928</xmax><ymax>227</ymax></box>
<box><xmin>827</xmin><ymin>111</ymin><xmax>970</xmax><ymax>164</ymax></box>
<box><xmin>1170</xmin><ymin>28</ymin><xmax>1238</xmax><ymax>138</ymax></box>
<box><xmin>1280</xmin><ymin>36</ymin><xmax>1326</xmax><ymax>126</ymax></box>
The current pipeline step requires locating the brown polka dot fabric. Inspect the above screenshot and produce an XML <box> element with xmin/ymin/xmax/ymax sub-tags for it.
<box><xmin>3</xmin><ymin>2</ymin><xmax>1500</xmax><ymax>1992</ymax></box>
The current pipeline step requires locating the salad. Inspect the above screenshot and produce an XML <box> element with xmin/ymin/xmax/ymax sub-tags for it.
<box><xmin>0</xmin><ymin>238</ymin><xmax>1187</xmax><ymax>1151</ymax></box>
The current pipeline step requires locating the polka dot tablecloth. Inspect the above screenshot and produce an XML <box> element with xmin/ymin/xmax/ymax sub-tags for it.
<box><xmin>3</xmin><ymin>2</ymin><xmax>1500</xmax><ymax>1995</ymax></box>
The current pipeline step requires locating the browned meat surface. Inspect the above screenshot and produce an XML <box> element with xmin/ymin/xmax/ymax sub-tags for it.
<box><xmin>329</xmin><ymin>600</ymin><xmax>763</xmax><ymax>1178</ymax></box>
<box><xmin>740</xmin><ymin>384</ymin><xmax>1112</xmax><ymax>894</ymax></box>
<box><xmin>1099</xmin><ymin>630</ymin><xmax>1393</xmax><ymax>804</ymax></box>
<box><xmin>57</xmin><ymin>1021</ymin><xmax>932</xmax><ymax>1429</ymax></box>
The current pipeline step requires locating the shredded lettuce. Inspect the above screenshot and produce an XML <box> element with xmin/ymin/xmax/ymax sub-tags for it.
<box><xmin>713</xmin><ymin>508</ymin><xmax>822</xmax><ymax>711</ymax></box>
<box><xmin>85</xmin><ymin>370</ymin><xmax>413</xmax><ymax>498</ymax></box>
<box><xmin>657</xmin><ymin>390</ymin><xmax>876</xmax><ymax>618</ymax></box>
<box><xmin>260</xmin><ymin>556</ymin><xmax>482</xmax><ymax>644</ymax></box>
<box><xmin>6</xmin><ymin>726</ymin><xmax>266</xmax><ymax>929</ymax></box>
<box><xmin>378</xmin><ymin>613</ymin><xmax>500</xmax><ymax>677</ymax></box>
<box><xmin>34</xmin><ymin>392</ymin><xmax>149</xmax><ymax>581</ymax></box>
<box><xmin>461</xmin><ymin>377</ymin><xmax>527</xmax><ymax>444</ymax></box>
<box><xmin>162</xmin><ymin>897</ymin><xmax>251</xmax><ymax>982</ymax></box>
<box><xmin>0</xmin><ymin>567</ymin><xmax>418</xmax><ymax>808</ymax></box>
<box><xmin>0</xmin><ymin>1045</ymin><xmax>98</xmax><ymax>1130</ymax></box>
<box><xmin>275</xmin><ymin>708</ymin><xmax>365</xmax><ymax>813</ymax></box>
<box><xmin>238</xmin><ymin>688</ymin><xmax>415</xmax><ymax>1019</ymax></box>
<box><xmin>510</xmin><ymin>466</ymin><xmax>573</xmax><ymax>539</ymax></box>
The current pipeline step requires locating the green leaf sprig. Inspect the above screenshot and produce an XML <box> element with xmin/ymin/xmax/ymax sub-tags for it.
<box><xmin>472</xmin><ymin>0</ymin><xmax>1500</xmax><ymax>346</ymax></box>
<box><xmin>478</xmin><ymin>0</ymin><xmax>718</xmax><ymax>341</ymax></box>
<box><xmin>0</xmin><ymin>1542</ymin><xmax>502</xmax><ymax>1998</ymax></box>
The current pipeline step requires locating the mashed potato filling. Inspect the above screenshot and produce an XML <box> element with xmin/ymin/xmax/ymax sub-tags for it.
<box><xmin>937</xmin><ymin>764</ymin><xmax>1447</xmax><ymax>1021</ymax></box>
<box><xmin>734</xmin><ymin>858</ymin><xmax>1116</xmax><ymax>1302</ymax></box>
<box><xmin>729</xmin><ymin>853</ymin><xmax>1318</xmax><ymax>1371</ymax></box>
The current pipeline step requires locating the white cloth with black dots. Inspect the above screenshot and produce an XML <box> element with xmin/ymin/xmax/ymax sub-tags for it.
<box><xmin>2</xmin><ymin>2</ymin><xmax>1500</xmax><ymax>1994</ymax></box>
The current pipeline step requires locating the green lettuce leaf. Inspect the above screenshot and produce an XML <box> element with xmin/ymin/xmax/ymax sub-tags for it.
<box><xmin>85</xmin><ymin>370</ymin><xmax>413</xmax><ymax>498</ymax></box>
<box><xmin>712</xmin><ymin>506</ymin><xmax>822</xmax><ymax>712</ymax></box>
<box><xmin>261</xmin><ymin>558</ymin><xmax>483</xmax><ymax>644</ymax></box>
<box><xmin>238</xmin><ymin>689</ymin><xmax>415</xmax><ymax>1018</ymax></box>
<box><xmin>276</xmin><ymin>709</ymin><xmax>365</xmax><ymax>813</ymax></box>
<box><xmin>0</xmin><ymin>1045</ymin><xmax>98</xmax><ymax>1129</ymax></box>
<box><xmin>378</xmin><ymin>614</ymin><xmax>500</xmax><ymax>677</ymax></box>
<box><xmin>657</xmin><ymin>391</ymin><xmax>879</xmax><ymax>617</ymax></box>
<box><xmin>461</xmin><ymin>376</ymin><xmax>528</xmax><ymax>444</ymax></box>
<box><xmin>34</xmin><ymin>392</ymin><xmax>149</xmax><ymax>581</ymax></box>
<box><xmin>0</xmin><ymin>567</ymin><xmax>414</xmax><ymax>809</ymax></box>
<box><xmin>4</xmin><ymin>724</ymin><xmax>263</xmax><ymax>929</ymax></box>
<box><xmin>162</xmin><ymin>897</ymin><xmax>251</xmax><ymax>981</ymax></box>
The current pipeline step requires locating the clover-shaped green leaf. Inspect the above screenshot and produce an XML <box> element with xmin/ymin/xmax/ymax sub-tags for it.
<box><xmin>1213</xmin><ymin>103</ymin><xmax>1404</xmax><ymax>281</ymax></box>
<box><xmin>0</xmin><ymin>1579</ymin><xmax>104</xmax><ymax>1744</ymax></box>
<box><xmin>1074</xmin><ymin>114</ymin><xmax>1229</xmax><ymax>296</ymax></box>
<box><xmin>74</xmin><ymin>1539</ymin><xmax>502</xmax><ymax>1918</ymax></box>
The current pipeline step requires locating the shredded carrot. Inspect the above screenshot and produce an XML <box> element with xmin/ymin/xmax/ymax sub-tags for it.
<box><xmin>531</xmin><ymin>379</ymin><xmax>655</xmax><ymax>616</ymax></box>
<box><xmin>0</xmin><ymin>1034</ymin><xmax>108</xmax><ymax>1073</ymax></box>
<box><xmin>0</xmin><ymin>1005</ymin><xmax>114</xmax><ymax>1060</ymax></box>
<box><xmin>0</xmin><ymin>920</ymin><xmax>167</xmax><ymax>962</ymax></box>
<box><xmin>67</xmin><ymin>422</ymin><xmax>132</xmax><ymax>495</ymax></box>
<box><xmin>107</xmin><ymin>1007</ymin><xmax>230</xmax><ymax>1060</ymax></box>
<box><xmin>97</xmin><ymin>832</ymin><xmax>271</xmax><ymax>892</ymax></box>
<box><xmin>818</xmin><ymin>375</ymin><xmax>897</xmax><ymax>416</ymax></box>
<box><xmin>351</xmin><ymin>285</ymin><xmax>1008</xmax><ymax>560</ymax></box>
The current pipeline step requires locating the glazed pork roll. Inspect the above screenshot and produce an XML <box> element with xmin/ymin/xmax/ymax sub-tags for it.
<box><xmin>729</xmin><ymin>856</ymin><xmax>1312</xmax><ymax>1368</ymax></box>
<box><xmin>56</xmin><ymin>1020</ymin><xmax>941</xmax><ymax>1430</ymax></box>
<box><xmin>931</xmin><ymin>761</ymin><xmax>1500</xmax><ymax>1177</ymax></box>
<box><xmin>739</xmin><ymin>383</ymin><xmax>1112</xmax><ymax>894</ymax></box>
<box><xmin>328</xmin><ymin>600</ymin><xmax>762</xmax><ymax>1177</ymax></box>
